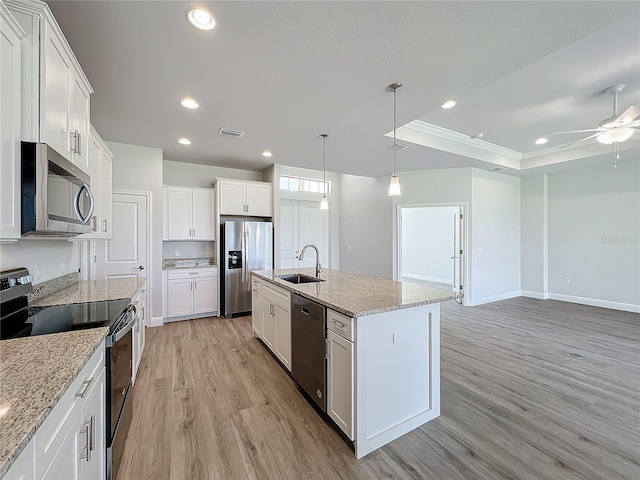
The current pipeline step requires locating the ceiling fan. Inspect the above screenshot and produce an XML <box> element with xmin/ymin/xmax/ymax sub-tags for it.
<box><xmin>552</xmin><ymin>84</ymin><xmax>640</xmax><ymax>147</ymax></box>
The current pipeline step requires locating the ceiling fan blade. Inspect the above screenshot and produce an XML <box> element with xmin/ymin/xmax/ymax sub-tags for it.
<box><xmin>551</xmin><ymin>128</ymin><xmax>599</xmax><ymax>135</ymax></box>
<box><xmin>556</xmin><ymin>132</ymin><xmax>603</xmax><ymax>150</ymax></box>
<box><xmin>613</xmin><ymin>104</ymin><xmax>640</xmax><ymax>127</ymax></box>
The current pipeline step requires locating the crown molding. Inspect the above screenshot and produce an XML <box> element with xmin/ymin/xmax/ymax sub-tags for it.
<box><xmin>404</xmin><ymin>120</ymin><xmax>522</xmax><ymax>161</ymax></box>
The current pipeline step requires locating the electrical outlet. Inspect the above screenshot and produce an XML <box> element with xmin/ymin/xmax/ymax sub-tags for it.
<box><xmin>60</xmin><ymin>260</ymin><xmax>67</xmax><ymax>273</ymax></box>
<box><xmin>346</xmin><ymin>245</ymin><xmax>352</xmax><ymax>251</ymax></box>
<box><xmin>175</xmin><ymin>249</ymin><xmax>181</xmax><ymax>257</ymax></box>
<box><xmin>476</xmin><ymin>247</ymin><xmax>483</xmax><ymax>255</ymax></box>
<box><xmin>393</xmin><ymin>329</ymin><xmax>409</xmax><ymax>344</ymax></box>
<box><xmin>34</xmin><ymin>264</ymin><xmax>41</xmax><ymax>281</ymax></box>
<box><xmin>563</xmin><ymin>276</ymin><xmax>571</xmax><ymax>284</ymax></box>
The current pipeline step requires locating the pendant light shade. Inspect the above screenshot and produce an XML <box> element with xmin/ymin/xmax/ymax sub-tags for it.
<box><xmin>388</xmin><ymin>83</ymin><xmax>402</xmax><ymax>197</ymax></box>
<box><xmin>320</xmin><ymin>134</ymin><xmax>329</xmax><ymax>210</ymax></box>
<box><xmin>388</xmin><ymin>175</ymin><xmax>401</xmax><ymax>196</ymax></box>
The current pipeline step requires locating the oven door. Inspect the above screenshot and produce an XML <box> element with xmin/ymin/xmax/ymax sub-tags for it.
<box><xmin>106</xmin><ymin>311</ymin><xmax>137</xmax><ymax>480</ymax></box>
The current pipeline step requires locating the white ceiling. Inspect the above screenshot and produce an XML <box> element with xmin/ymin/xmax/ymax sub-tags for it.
<box><xmin>47</xmin><ymin>1</ymin><xmax>640</xmax><ymax>177</ymax></box>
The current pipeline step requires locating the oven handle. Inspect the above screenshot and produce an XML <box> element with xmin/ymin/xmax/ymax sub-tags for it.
<box><xmin>106</xmin><ymin>314</ymin><xmax>138</xmax><ymax>347</ymax></box>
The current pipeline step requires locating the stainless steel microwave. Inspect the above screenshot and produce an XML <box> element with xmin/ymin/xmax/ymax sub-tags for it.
<box><xmin>21</xmin><ymin>142</ymin><xmax>95</xmax><ymax>237</ymax></box>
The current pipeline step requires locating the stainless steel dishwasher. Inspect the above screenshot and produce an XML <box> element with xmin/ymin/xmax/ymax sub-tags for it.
<box><xmin>291</xmin><ymin>293</ymin><xmax>327</xmax><ymax>411</ymax></box>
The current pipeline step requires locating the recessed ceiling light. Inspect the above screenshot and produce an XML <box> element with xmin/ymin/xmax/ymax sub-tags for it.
<box><xmin>181</xmin><ymin>97</ymin><xmax>199</xmax><ymax>109</ymax></box>
<box><xmin>441</xmin><ymin>100</ymin><xmax>456</xmax><ymax>109</ymax></box>
<box><xmin>535</xmin><ymin>137</ymin><xmax>548</xmax><ymax>145</ymax></box>
<box><xmin>178</xmin><ymin>137</ymin><xmax>191</xmax><ymax>145</ymax></box>
<box><xmin>186</xmin><ymin>7</ymin><xmax>216</xmax><ymax>30</ymax></box>
<box><xmin>262</xmin><ymin>151</ymin><xmax>273</xmax><ymax>157</ymax></box>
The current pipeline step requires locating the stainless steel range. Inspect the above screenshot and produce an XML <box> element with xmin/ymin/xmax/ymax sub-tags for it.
<box><xmin>0</xmin><ymin>268</ymin><xmax>138</xmax><ymax>480</ymax></box>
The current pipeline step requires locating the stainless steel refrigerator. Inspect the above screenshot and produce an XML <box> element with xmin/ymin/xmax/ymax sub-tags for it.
<box><xmin>221</xmin><ymin>220</ymin><xmax>273</xmax><ymax>318</ymax></box>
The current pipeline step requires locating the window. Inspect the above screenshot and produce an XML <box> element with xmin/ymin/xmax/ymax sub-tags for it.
<box><xmin>279</xmin><ymin>175</ymin><xmax>331</xmax><ymax>194</ymax></box>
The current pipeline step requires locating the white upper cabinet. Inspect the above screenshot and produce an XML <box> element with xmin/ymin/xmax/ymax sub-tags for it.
<box><xmin>0</xmin><ymin>3</ymin><xmax>25</xmax><ymax>243</ymax></box>
<box><xmin>74</xmin><ymin>125</ymin><xmax>113</xmax><ymax>240</ymax></box>
<box><xmin>163</xmin><ymin>186</ymin><xmax>215</xmax><ymax>241</ymax></box>
<box><xmin>217</xmin><ymin>178</ymin><xmax>272</xmax><ymax>217</ymax></box>
<box><xmin>6</xmin><ymin>0</ymin><xmax>93</xmax><ymax>169</ymax></box>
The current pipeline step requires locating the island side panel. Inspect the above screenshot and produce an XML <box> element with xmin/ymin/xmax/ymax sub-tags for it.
<box><xmin>355</xmin><ymin>303</ymin><xmax>441</xmax><ymax>459</ymax></box>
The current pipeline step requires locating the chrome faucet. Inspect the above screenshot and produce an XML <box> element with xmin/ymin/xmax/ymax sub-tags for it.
<box><xmin>297</xmin><ymin>244</ymin><xmax>322</xmax><ymax>277</ymax></box>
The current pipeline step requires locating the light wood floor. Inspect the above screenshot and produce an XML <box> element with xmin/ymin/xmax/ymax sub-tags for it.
<box><xmin>119</xmin><ymin>298</ymin><xmax>640</xmax><ymax>480</ymax></box>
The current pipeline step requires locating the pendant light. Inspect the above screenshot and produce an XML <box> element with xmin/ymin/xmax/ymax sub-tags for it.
<box><xmin>319</xmin><ymin>134</ymin><xmax>329</xmax><ymax>210</ymax></box>
<box><xmin>388</xmin><ymin>83</ymin><xmax>402</xmax><ymax>196</ymax></box>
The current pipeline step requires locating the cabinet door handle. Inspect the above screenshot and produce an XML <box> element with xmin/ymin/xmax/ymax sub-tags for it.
<box><xmin>193</xmin><ymin>227</ymin><xmax>196</xmax><ymax>237</ymax></box>
<box><xmin>102</xmin><ymin>219</ymin><xmax>108</xmax><ymax>233</ymax></box>
<box><xmin>89</xmin><ymin>415</ymin><xmax>95</xmax><ymax>452</ymax></box>
<box><xmin>79</xmin><ymin>421</ymin><xmax>91</xmax><ymax>461</ymax></box>
<box><xmin>91</xmin><ymin>215</ymin><xmax>97</xmax><ymax>232</ymax></box>
<box><xmin>194</xmin><ymin>281</ymin><xmax>197</xmax><ymax>290</ymax></box>
<box><xmin>75</xmin><ymin>378</ymin><xmax>93</xmax><ymax>398</ymax></box>
<box><xmin>76</xmin><ymin>131</ymin><xmax>82</xmax><ymax>155</ymax></box>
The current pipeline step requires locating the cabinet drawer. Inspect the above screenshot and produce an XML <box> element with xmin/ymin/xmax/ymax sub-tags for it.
<box><xmin>167</xmin><ymin>268</ymin><xmax>217</xmax><ymax>279</ymax></box>
<box><xmin>327</xmin><ymin>309</ymin><xmax>354</xmax><ymax>342</ymax></box>
<box><xmin>262</xmin><ymin>282</ymin><xmax>290</xmax><ymax>309</ymax></box>
<box><xmin>251</xmin><ymin>276</ymin><xmax>261</xmax><ymax>291</ymax></box>
<box><xmin>35</xmin><ymin>343</ymin><xmax>104</xmax><ymax>477</ymax></box>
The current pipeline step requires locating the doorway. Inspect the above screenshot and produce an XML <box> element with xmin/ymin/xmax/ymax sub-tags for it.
<box><xmin>397</xmin><ymin>204</ymin><xmax>466</xmax><ymax>303</ymax></box>
<box><xmin>280</xmin><ymin>200</ymin><xmax>330</xmax><ymax>269</ymax></box>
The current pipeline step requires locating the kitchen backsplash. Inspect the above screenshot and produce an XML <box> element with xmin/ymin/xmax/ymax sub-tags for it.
<box><xmin>162</xmin><ymin>241</ymin><xmax>216</xmax><ymax>260</ymax></box>
<box><xmin>0</xmin><ymin>240</ymin><xmax>79</xmax><ymax>285</ymax></box>
<box><xmin>27</xmin><ymin>271</ymin><xmax>79</xmax><ymax>303</ymax></box>
<box><xmin>162</xmin><ymin>257</ymin><xmax>216</xmax><ymax>269</ymax></box>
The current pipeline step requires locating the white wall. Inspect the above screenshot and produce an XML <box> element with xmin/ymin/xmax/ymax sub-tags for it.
<box><xmin>547</xmin><ymin>160</ymin><xmax>639</xmax><ymax>309</ymax></box>
<box><xmin>107</xmin><ymin>141</ymin><xmax>163</xmax><ymax>322</ymax></box>
<box><xmin>0</xmin><ymin>239</ymin><xmax>79</xmax><ymax>284</ymax></box>
<box><xmin>401</xmin><ymin>206</ymin><xmax>459</xmax><ymax>284</ymax></box>
<box><xmin>163</xmin><ymin>160</ymin><xmax>263</xmax><ymax>187</ymax></box>
<box><xmin>339</xmin><ymin>174</ymin><xmax>393</xmax><ymax>279</ymax></box>
<box><xmin>521</xmin><ymin>174</ymin><xmax>548</xmax><ymax>296</ymax></box>
<box><xmin>469</xmin><ymin>168</ymin><xmax>521</xmax><ymax>304</ymax></box>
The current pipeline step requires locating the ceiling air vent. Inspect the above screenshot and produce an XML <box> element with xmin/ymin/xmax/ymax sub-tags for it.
<box><xmin>218</xmin><ymin>127</ymin><xmax>245</xmax><ymax>138</ymax></box>
<box><xmin>388</xmin><ymin>141</ymin><xmax>411</xmax><ymax>151</ymax></box>
<box><xmin>488</xmin><ymin>166</ymin><xmax>506</xmax><ymax>172</ymax></box>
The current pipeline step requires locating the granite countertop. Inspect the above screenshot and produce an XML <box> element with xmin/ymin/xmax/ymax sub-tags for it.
<box><xmin>253</xmin><ymin>268</ymin><xmax>458</xmax><ymax>318</ymax></box>
<box><xmin>162</xmin><ymin>257</ymin><xmax>217</xmax><ymax>270</ymax></box>
<box><xmin>0</xmin><ymin>328</ymin><xmax>109</xmax><ymax>477</ymax></box>
<box><xmin>30</xmin><ymin>277</ymin><xmax>146</xmax><ymax>307</ymax></box>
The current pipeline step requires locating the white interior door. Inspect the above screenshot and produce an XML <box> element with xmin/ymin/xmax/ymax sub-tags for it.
<box><xmin>298</xmin><ymin>202</ymin><xmax>329</xmax><ymax>269</ymax></box>
<box><xmin>95</xmin><ymin>192</ymin><xmax>148</xmax><ymax>282</ymax></box>
<box><xmin>279</xmin><ymin>200</ymin><xmax>329</xmax><ymax>270</ymax></box>
<box><xmin>279</xmin><ymin>199</ymin><xmax>299</xmax><ymax>268</ymax></box>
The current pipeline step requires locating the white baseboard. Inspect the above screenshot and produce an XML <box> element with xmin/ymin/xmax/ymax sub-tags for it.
<box><xmin>547</xmin><ymin>293</ymin><xmax>640</xmax><ymax>314</ymax></box>
<box><xmin>149</xmin><ymin>316</ymin><xmax>164</xmax><ymax>327</ymax></box>
<box><xmin>402</xmin><ymin>273</ymin><xmax>451</xmax><ymax>285</ymax></box>
<box><xmin>467</xmin><ymin>290</ymin><xmax>521</xmax><ymax>306</ymax></box>
<box><xmin>521</xmin><ymin>290</ymin><xmax>549</xmax><ymax>300</ymax></box>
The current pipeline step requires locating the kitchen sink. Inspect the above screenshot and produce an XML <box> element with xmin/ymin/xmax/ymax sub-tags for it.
<box><xmin>277</xmin><ymin>274</ymin><xmax>325</xmax><ymax>284</ymax></box>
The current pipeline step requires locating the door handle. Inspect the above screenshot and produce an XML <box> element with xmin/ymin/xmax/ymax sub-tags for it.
<box><xmin>133</xmin><ymin>265</ymin><xmax>144</xmax><ymax>270</ymax></box>
<box><xmin>301</xmin><ymin>307</ymin><xmax>310</xmax><ymax>316</ymax></box>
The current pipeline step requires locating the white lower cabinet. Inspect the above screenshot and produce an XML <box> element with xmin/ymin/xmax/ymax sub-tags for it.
<box><xmin>165</xmin><ymin>268</ymin><xmax>218</xmax><ymax>321</ymax></box>
<box><xmin>327</xmin><ymin>328</ymin><xmax>355</xmax><ymax>440</ymax></box>
<box><xmin>6</xmin><ymin>342</ymin><xmax>106</xmax><ymax>480</ymax></box>
<box><xmin>251</xmin><ymin>277</ymin><xmax>262</xmax><ymax>337</ymax></box>
<box><xmin>132</xmin><ymin>285</ymin><xmax>146</xmax><ymax>384</ymax></box>
<box><xmin>252</xmin><ymin>277</ymin><xmax>291</xmax><ymax>371</ymax></box>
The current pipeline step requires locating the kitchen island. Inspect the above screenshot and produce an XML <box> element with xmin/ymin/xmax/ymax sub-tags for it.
<box><xmin>251</xmin><ymin>268</ymin><xmax>457</xmax><ymax>459</ymax></box>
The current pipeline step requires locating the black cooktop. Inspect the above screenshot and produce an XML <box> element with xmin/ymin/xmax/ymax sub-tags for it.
<box><xmin>0</xmin><ymin>299</ymin><xmax>130</xmax><ymax>340</ymax></box>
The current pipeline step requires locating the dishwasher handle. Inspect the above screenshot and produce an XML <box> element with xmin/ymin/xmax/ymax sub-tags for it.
<box><xmin>300</xmin><ymin>307</ymin><xmax>310</xmax><ymax>316</ymax></box>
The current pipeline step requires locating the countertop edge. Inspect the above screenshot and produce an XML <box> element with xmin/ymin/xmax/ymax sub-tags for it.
<box><xmin>0</xmin><ymin>329</ymin><xmax>109</xmax><ymax>478</ymax></box>
<box><xmin>252</xmin><ymin>270</ymin><xmax>459</xmax><ymax>317</ymax></box>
